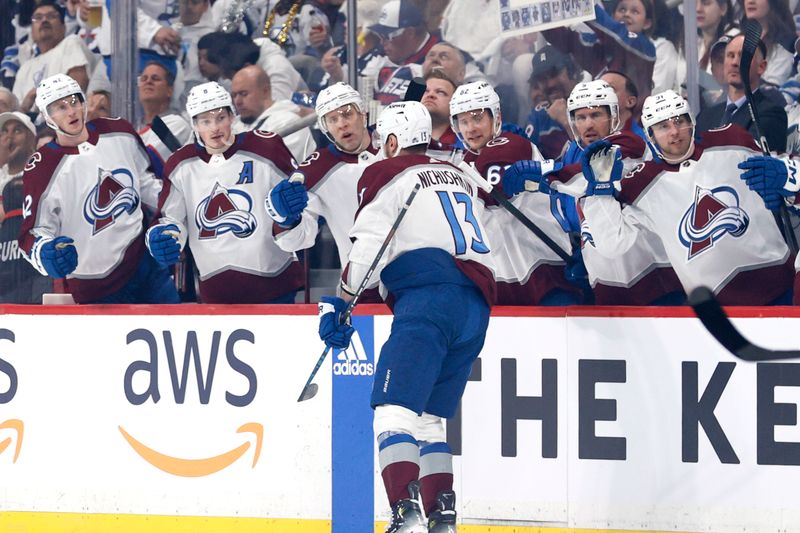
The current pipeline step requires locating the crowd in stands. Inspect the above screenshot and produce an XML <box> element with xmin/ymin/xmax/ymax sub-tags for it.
<box><xmin>2</xmin><ymin>0</ymin><xmax>800</xmax><ymax>306</ymax></box>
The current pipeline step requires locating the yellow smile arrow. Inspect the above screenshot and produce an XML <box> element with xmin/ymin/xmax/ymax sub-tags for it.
<box><xmin>0</xmin><ymin>419</ymin><xmax>23</xmax><ymax>463</ymax></box>
<box><xmin>118</xmin><ymin>422</ymin><xmax>263</xmax><ymax>477</ymax></box>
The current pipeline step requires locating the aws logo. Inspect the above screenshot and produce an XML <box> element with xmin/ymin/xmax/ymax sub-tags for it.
<box><xmin>0</xmin><ymin>329</ymin><xmax>22</xmax><ymax>465</ymax></box>
<box><xmin>0</xmin><ymin>419</ymin><xmax>23</xmax><ymax>464</ymax></box>
<box><xmin>122</xmin><ymin>328</ymin><xmax>261</xmax><ymax>477</ymax></box>
<box><xmin>118</xmin><ymin>422</ymin><xmax>262</xmax><ymax>477</ymax></box>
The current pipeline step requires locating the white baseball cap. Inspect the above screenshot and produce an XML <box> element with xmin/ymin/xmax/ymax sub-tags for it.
<box><xmin>0</xmin><ymin>111</ymin><xmax>36</xmax><ymax>137</ymax></box>
<box><xmin>369</xmin><ymin>0</ymin><xmax>424</xmax><ymax>35</ymax></box>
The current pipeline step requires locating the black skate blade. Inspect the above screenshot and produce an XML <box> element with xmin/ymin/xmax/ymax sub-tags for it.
<box><xmin>297</xmin><ymin>383</ymin><xmax>319</xmax><ymax>402</ymax></box>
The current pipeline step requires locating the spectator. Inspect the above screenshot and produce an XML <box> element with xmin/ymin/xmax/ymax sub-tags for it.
<box><xmin>696</xmin><ymin>0</ymin><xmax>738</xmax><ymax>71</ymax></box>
<box><xmin>86</xmin><ymin>89</ymin><xmax>111</xmax><ymax>121</ymax></box>
<box><xmin>0</xmin><ymin>111</ymin><xmax>36</xmax><ymax>223</ymax></box>
<box><xmin>421</xmin><ymin>69</ymin><xmax>459</xmax><ymax>160</ymax></box>
<box><xmin>260</xmin><ymin>0</ymin><xmax>333</xmax><ymax>59</ymax></box>
<box><xmin>742</xmin><ymin>0</ymin><xmax>795</xmax><ymax>87</ymax></box>
<box><xmin>148</xmin><ymin>81</ymin><xmax>304</xmax><ymax>304</ymax></box>
<box><xmin>422</xmin><ymin>41</ymin><xmax>472</xmax><ymax>84</ymax></box>
<box><xmin>612</xmin><ymin>0</ymin><xmax>678</xmax><ymax>93</ymax></box>
<box><xmin>321</xmin><ymin>0</ymin><xmax>440</xmax><ymax>104</ymax></box>
<box><xmin>600</xmin><ymin>70</ymin><xmax>646</xmax><ymax>140</ymax></box>
<box><xmin>14</xmin><ymin>1</ymin><xmax>95</xmax><ymax>113</ymax></box>
<box><xmin>542</xmin><ymin>2</ymin><xmax>656</xmax><ymax>103</ymax></box>
<box><xmin>0</xmin><ymin>87</ymin><xmax>19</xmax><ymax>113</ymax></box>
<box><xmin>696</xmin><ymin>34</ymin><xmax>788</xmax><ymax>152</ymax></box>
<box><xmin>18</xmin><ymin>74</ymin><xmax>179</xmax><ymax>304</ymax></box>
<box><xmin>200</xmin><ymin>31</ymin><xmax>304</xmax><ymax>101</ymax></box>
<box><xmin>524</xmin><ymin>46</ymin><xmax>582</xmax><ymax>159</ymax></box>
<box><xmin>231</xmin><ymin>64</ymin><xmax>315</xmax><ymax>162</ymax></box>
<box><xmin>176</xmin><ymin>0</ymin><xmax>216</xmax><ymax>91</ymax></box>
<box><xmin>137</xmin><ymin>61</ymin><xmax>192</xmax><ymax>178</ymax></box>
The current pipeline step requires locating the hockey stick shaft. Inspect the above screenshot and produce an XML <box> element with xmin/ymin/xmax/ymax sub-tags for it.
<box><xmin>151</xmin><ymin>115</ymin><xmax>183</xmax><ymax>153</ymax></box>
<box><xmin>688</xmin><ymin>287</ymin><xmax>800</xmax><ymax>361</ymax></box>
<box><xmin>297</xmin><ymin>183</ymin><xmax>422</xmax><ymax>402</ymax></box>
<box><xmin>740</xmin><ymin>19</ymin><xmax>799</xmax><ymax>254</ymax></box>
<box><xmin>457</xmin><ymin>161</ymin><xmax>574</xmax><ymax>264</ymax></box>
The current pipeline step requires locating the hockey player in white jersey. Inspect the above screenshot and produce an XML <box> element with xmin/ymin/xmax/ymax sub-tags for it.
<box><xmin>317</xmin><ymin>101</ymin><xmax>495</xmax><ymax>532</ymax></box>
<box><xmin>18</xmin><ymin>74</ymin><xmax>179</xmax><ymax>304</ymax></box>
<box><xmin>451</xmin><ymin>80</ymin><xmax>580</xmax><ymax>305</ymax></box>
<box><xmin>266</xmin><ymin>82</ymin><xmax>382</xmax><ymax>300</ymax></box>
<box><xmin>504</xmin><ymin>80</ymin><xmax>684</xmax><ymax>305</ymax></box>
<box><xmin>147</xmin><ymin>81</ymin><xmax>303</xmax><ymax>303</ymax></box>
<box><xmin>578</xmin><ymin>90</ymin><xmax>794</xmax><ymax>305</ymax></box>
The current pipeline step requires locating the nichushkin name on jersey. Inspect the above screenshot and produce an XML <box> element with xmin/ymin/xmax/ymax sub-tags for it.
<box><xmin>416</xmin><ymin>169</ymin><xmax>474</xmax><ymax>195</ymax></box>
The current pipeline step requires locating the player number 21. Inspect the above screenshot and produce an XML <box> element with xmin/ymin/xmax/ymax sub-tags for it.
<box><xmin>436</xmin><ymin>191</ymin><xmax>489</xmax><ymax>255</ymax></box>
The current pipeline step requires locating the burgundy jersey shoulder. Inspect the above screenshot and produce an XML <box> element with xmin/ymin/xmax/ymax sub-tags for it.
<box><xmin>17</xmin><ymin>144</ymin><xmax>68</xmax><ymax>252</ymax></box>
<box><xmin>698</xmin><ymin>123</ymin><xmax>762</xmax><ymax>153</ymax></box>
<box><xmin>606</xmin><ymin>129</ymin><xmax>646</xmax><ymax>159</ymax></box>
<box><xmin>356</xmin><ymin>154</ymin><xmax>435</xmax><ymax>214</ymax></box>
<box><xmin>236</xmin><ymin>130</ymin><xmax>298</xmax><ymax>176</ymax></box>
<box><xmin>163</xmin><ymin>143</ymin><xmax>202</xmax><ymax>179</ymax></box>
<box><xmin>90</xmin><ymin>116</ymin><xmax>139</xmax><ymax>137</ymax></box>
<box><xmin>298</xmin><ymin>145</ymin><xmax>360</xmax><ymax>191</ymax></box>
<box><xmin>617</xmin><ymin>160</ymin><xmax>666</xmax><ymax>205</ymax></box>
<box><xmin>473</xmin><ymin>133</ymin><xmax>534</xmax><ymax>175</ymax></box>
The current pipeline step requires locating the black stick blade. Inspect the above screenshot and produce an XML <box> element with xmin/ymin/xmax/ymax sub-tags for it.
<box><xmin>297</xmin><ymin>383</ymin><xmax>319</xmax><ymax>402</ymax></box>
<box><xmin>740</xmin><ymin>19</ymin><xmax>762</xmax><ymax>89</ymax></box>
<box><xmin>404</xmin><ymin>77</ymin><xmax>426</xmax><ymax>102</ymax></box>
<box><xmin>689</xmin><ymin>287</ymin><xmax>800</xmax><ymax>361</ymax></box>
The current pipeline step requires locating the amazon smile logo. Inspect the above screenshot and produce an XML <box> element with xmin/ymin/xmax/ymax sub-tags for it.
<box><xmin>0</xmin><ymin>419</ymin><xmax>23</xmax><ymax>463</ymax></box>
<box><xmin>118</xmin><ymin>422</ymin><xmax>263</xmax><ymax>477</ymax></box>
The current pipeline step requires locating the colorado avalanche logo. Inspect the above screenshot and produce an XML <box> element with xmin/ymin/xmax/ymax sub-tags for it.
<box><xmin>83</xmin><ymin>167</ymin><xmax>140</xmax><ymax>234</ymax></box>
<box><xmin>195</xmin><ymin>182</ymin><xmax>257</xmax><ymax>239</ymax></box>
<box><xmin>678</xmin><ymin>185</ymin><xmax>750</xmax><ymax>260</ymax></box>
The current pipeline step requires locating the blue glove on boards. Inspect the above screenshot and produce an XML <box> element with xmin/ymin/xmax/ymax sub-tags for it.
<box><xmin>738</xmin><ymin>155</ymin><xmax>799</xmax><ymax>210</ymax></box>
<box><xmin>580</xmin><ymin>140</ymin><xmax>622</xmax><ymax>196</ymax></box>
<box><xmin>147</xmin><ymin>224</ymin><xmax>181</xmax><ymax>267</ymax></box>
<box><xmin>266</xmin><ymin>179</ymin><xmax>308</xmax><ymax>226</ymax></box>
<box><xmin>40</xmin><ymin>236</ymin><xmax>78</xmax><ymax>278</ymax></box>
<box><xmin>318</xmin><ymin>296</ymin><xmax>354</xmax><ymax>350</ymax></box>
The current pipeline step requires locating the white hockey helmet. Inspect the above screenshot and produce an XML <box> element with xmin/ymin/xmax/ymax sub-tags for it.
<box><xmin>315</xmin><ymin>82</ymin><xmax>367</xmax><ymax>145</ymax></box>
<box><xmin>567</xmin><ymin>80</ymin><xmax>620</xmax><ymax>140</ymax></box>
<box><xmin>375</xmin><ymin>101</ymin><xmax>431</xmax><ymax>156</ymax></box>
<box><xmin>449</xmin><ymin>81</ymin><xmax>502</xmax><ymax>141</ymax></box>
<box><xmin>641</xmin><ymin>90</ymin><xmax>696</xmax><ymax>163</ymax></box>
<box><xmin>35</xmin><ymin>73</ymin><xmax>86</xmax><ymax>136</ymax></box>
<box><xmin>186</xmin><ymin>81</ymin><xmax>234</xmax><ymax>120</ymax></box>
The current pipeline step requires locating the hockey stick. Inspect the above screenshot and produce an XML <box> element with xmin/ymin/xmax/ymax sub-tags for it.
<box><xmin>457</xmin><ymin>161</ymin><xmax>575</xmax><ymax>264</ymax></box>
<box><xmin>297</xmin><ymin>183</ymin><xmax>422</xmax><ymax>402</ymax></box>
<box><xmin>688</xmin><ymin>286</ymin><xmax>800</xmax><ymax>361</ymax></box>
<box><xmin>740</xmin><ymin>19</ymin><xmax>799</xmax><ymax>254</ymax></box>
<box><xmin>151</xmin><ymin>115</ymin><xmax>183</xmax><ymax>153</ymax></box>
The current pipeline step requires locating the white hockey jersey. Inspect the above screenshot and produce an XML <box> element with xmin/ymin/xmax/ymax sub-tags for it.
<box><xmin>274</xmin><ymin>144</ymin><xmax>376</xmax><ymax>269</ymax></box>
<box><xmin>18</xmin><ymin>118</ymin><xmax>161</xmax><ymax>303</ymax></box>
<box><xmin>153</xmin><ymin>130</ymin><xmax>303</xmax><ymax>303</ymax></box>
<box><xmin>138</xmin><ymin>113</ymin><xmax>193</xmax><ymax>177</ymax></box>
<box><xmin>582</xmin><ymin>125</ymin><xmax>794</xmax><ymax>305</ymax></box>
<box><xmin>345</xmin><ymin>154</ymin><xmax>496</xmax><ymax>304</ymax></box>
<box><xmin>466</xmin><ymin>133</ymin><xmax>580</xmax><ymax>305</ymax></box>
<box><xmin>549</xmin><ymin>130</ymin><xmax>684</xmax><ymax>305</ymax></box>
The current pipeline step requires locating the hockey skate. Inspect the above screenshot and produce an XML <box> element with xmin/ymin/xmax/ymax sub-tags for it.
<box><xmin>427</xmin><ymin>490</ymin><xmax>457</xmax><ymax>532</ymax></box>
<box><xmin>385</xmin><ymin>481</ymin><xmax>427</xmax><ymax>533</ymax></box>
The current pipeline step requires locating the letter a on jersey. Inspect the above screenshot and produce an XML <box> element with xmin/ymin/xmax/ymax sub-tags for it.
<box><xmin>83</xmin><ymin>167</ymin><xmax>140</xmax><ymax>234</ymax></box>
<box><xmin>678</xmin><ymin>185</ymin><xmax>750</xmax><ymax>260</ymax></box>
